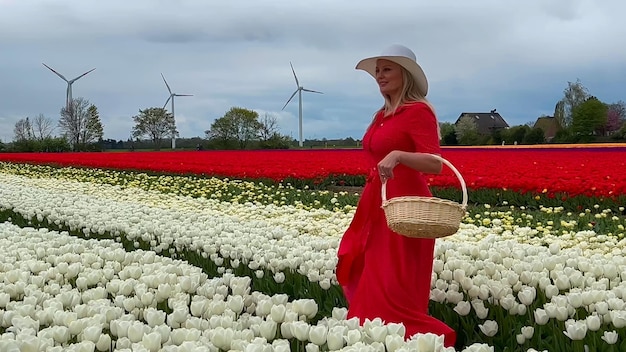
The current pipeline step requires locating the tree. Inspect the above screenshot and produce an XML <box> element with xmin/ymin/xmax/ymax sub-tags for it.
<box><xmin>32</xmin><ymin>114</ymin><xmax>55</xmax><ymax>140</ymax></box>
<box><xmin>554</xmin><ymin>100</ymin><xmax>565</xmax><ymax>129</ymax></box>
<box><xmin>560</xmin><ymin>79</ymin><xmax>589</xmax><ymax>128</ymax></box>
<box><xmin>259</xmin><ymin>113</ymin><xmax>281</xmax><ymax>141</ymax></box>
<box><xmin>206</xmin><ymin>107</ymin><xmax>263</xmax><ymax>149</ymax></box>
<box><xmin>454</xmin><ymin>116</ymin><xmax>480</xmax><ymax>145</ymax></box>
<box><xmin>489</xmin><ymin>129</ymin><xmax>504</xmax><ymax>145</ymax></box>
<box><xmin>13</xmin><ymin>117</ymin><xmax>34</xmax><ymax>142</ymax></box>
<box><xmin>522</xmin><ymin>128</ymin><xmax>545</xmax><ymax>144</ymax></box>
<box><xmin>571</xmin><ymin>96</ymin><xmax>608</xmax><ymax>141</ymax></box>
<box><xmin>439</xmin><ymin>122</ymin><xmax>457</xmax><ymax>145</ymax></box>
<box><xmin>502</xmin><ymin>125</ymin><xmax>530</xmax><ymax>145</ymax></box>
<box><xmin>132</xmin><ymin>107</ymin><xmax>176</xmax><ymax>150</ymax></box>
<box><xmin>83</xmin><ymin>105</ymin><xmax>104</xmax><ymax>145</ymax></box>
<box><xmin>59</xmin><ymin>97</ymin><xmax>102</xmax><ymax>150</ymax></box>
<box><xmin>606</xmin><ymin>101</ymin><xmax>626</xmax><ymax>135</ymax></box>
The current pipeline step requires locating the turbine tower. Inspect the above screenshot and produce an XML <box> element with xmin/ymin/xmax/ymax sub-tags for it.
<box><xmin>281</xmin><ymin>62</ymin><xmax>323</xmax><ymax>148</ymax></box>
<box><xmin>161</xmin><ymin>73</ymin><xmax>193</xmax><ymax>149</ymax></box>
<box><xmin>42</xmin><ymin>63</ymin><xmax>96</xmax><ymax>111</ymax></box>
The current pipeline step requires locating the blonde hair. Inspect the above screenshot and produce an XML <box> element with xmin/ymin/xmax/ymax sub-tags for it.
<box><xmin>374</xmin><ymin>66</ymin><xmax>441</xmax><ymax>139</ymax></box>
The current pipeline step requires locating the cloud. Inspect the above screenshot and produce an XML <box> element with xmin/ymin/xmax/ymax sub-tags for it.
<box><xmin>1</xmin><ymin>0</ymin><xmax>625</xmax><ymax>144</ymax></box>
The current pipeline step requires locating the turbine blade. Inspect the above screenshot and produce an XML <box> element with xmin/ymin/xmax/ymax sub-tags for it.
<box><xmin>163</xmin><ymin>95</ymin><xmax>172</xmax><ymax>110</ymax></box>
<box><xmin>302</xmin><ymin>88</ymin><xmax>323</xmax><ymax>94</ymax></box>
<box><xmin>161</xmin><ymin>73</ymin><xmax>172</xmax><ymax>94</ymax></box>
<box><xmin>175</xmin><ymin>94</ymin><xmax>193</xmax><ymax>97</ymax></box>
<box><xmin>290</xmin><ymin>62</ymin><xmax>299</xmax><ymax>87</ymax></box>
<box><xmin>42</xmin><ymin>63</ymin><xmax>68</xmax><ymax>82</ymax></box>
<box><xmin>70</xmin><ymin>68</ymin><xmax>96</xmax><ymax>83</ymax></box>
<box><xmin>281</xmin><ymin>90</ymin><xmax>298</xmax><ymax>110</ymax></box>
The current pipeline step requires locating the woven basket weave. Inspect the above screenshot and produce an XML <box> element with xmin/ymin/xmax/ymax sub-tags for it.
<box><xmin>381</xmin><ymin>154</ymin><xmax>468</xmax><ymax>239</ymax></box>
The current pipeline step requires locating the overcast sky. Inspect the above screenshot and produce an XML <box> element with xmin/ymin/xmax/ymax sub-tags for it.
<box><xmin>1</xmin><ymin>0</ymin><xmax>625</xmax><ymax>143</ymax></box>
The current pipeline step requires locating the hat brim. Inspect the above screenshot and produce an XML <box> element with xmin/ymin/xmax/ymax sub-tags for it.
<box><xmin>356</xmin><ymin>55</ymin><xmax>428</xmax><ymax>97</ymax></box>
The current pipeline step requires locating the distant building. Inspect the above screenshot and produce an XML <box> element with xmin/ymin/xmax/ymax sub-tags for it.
<box><xmin>533</xmin><ymin>115</ymin><xmax>562</xmax><ymax>142</ymax></box>
<box><xmin>455</xmin><ymin>109</ymin><xmax>510</xmax><ymax>135</ymax></box>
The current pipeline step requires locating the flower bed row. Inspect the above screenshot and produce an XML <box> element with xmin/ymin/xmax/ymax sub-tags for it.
<box><xmin>0</xmin><ymin>222</ymin><xmax>480</xmax><ymax>352</ymax></box>
<box><xmin>1</xmin><ymin>147</ymin><xmax>625</xmax><ymax>200</ymax></box>
<box><xmin>2</xmin><ymin>161</ymin><xmax>626</xmax><ymax>216</ymax></box>
<box><xmin>1</xmin><ymin>169</ymin><xmax>625</xmax><ymax>350</ymax></box>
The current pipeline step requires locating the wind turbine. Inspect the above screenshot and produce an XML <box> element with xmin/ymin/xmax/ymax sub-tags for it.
<box><xmin>42</xmin><ymin>63</ymin><xmax>96</xmax><ymax>111</ymax></box>
<box><xmin>161</xmin><ymin>73</ymin><xmax>193</xmax><ymax>149</ymax></box>
<box><xmin>281</xmin><ymin>62</ymin><xmax>323</xmax><ymax>148</ymax></box>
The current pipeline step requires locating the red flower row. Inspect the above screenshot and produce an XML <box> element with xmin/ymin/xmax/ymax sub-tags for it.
<box><xmin>1</xmin><ymin>147</ymin><xmax>624</xmax><ymax>198</ymax></box>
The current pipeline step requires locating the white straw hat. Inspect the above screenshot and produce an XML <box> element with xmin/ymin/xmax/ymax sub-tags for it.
<box><xmin>355</xmin><ymin>44</ymin><xmax>429</xmax><ymax>97</ymax></box>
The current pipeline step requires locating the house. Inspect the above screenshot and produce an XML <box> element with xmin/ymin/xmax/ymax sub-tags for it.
<box><xmin>455</xmin><ymin>109</ymin><xmax>510</xmax><ymax>135</ymax></box>
<box><xmin>533</xmin><ymin>115</ymin><xmax>562</xmax><ymax>142</ymax></box>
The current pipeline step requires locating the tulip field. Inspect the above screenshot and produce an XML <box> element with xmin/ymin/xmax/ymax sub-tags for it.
<box><xmin>0</xmin><ymin>146</ymin><xmax>625</xmax><ymax>352</ymax></box>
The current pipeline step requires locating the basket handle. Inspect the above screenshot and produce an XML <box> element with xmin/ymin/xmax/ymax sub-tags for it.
<box><xmin>381</xmin><ymin>153</ymin><xmax>468</xmax><ymax>208</ymax></box>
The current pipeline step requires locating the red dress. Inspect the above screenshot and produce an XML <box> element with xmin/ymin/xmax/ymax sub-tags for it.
<box><xmin>336</xmin><ymin>102</ymin><xmax>456</xmax><ymax>347</ymax></box>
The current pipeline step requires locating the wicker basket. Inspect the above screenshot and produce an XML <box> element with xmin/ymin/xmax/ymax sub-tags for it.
<box><xmin>381</xmin><ymin>154</ymin><xmax>468</xmax><ymax>239</ymax></box>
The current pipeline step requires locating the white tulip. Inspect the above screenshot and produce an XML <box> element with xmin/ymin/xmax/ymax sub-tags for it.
<box><xmin>478</xmin><ymin>320</ymin><xmax>498</xmax><ymax>337</ymax></box>
<box><xmin>153</xmin><ymin>324</ymin><xmax>171</xmax><ymax>344</ymax></box>
<box><xmin>343</xmin><ymin>317</ymin><xmax>360</xmax><ymax>331</ymax></box>
<box><xmin>95</xmin><ymin>334</ymin><xmax>111</xmax><ymax>352</ymax></box>
<box><xmin>453</xmin><ymin>301</ymin><xmax>471</xmax><ymax>316</ymax></box>
<box><xmin>520</xmin><ymin>326</ymin><xmax>534</xmax><ymax>339</ymax></box>
<box><xmin>210</xmin><ymin>327</ymin><xmax>234</xmax><ymax>351</ymax></box>
<box><xmin>141</xmin><ymin>292</ymin><xmax>155</xmax><ymax>307</ymax></box>
<box><xmin>228</xmin><ymin>295</ymin><xmax>245</xmax><ymax>315</ymax></box>
<box><xmin>308</xmin><ymin>324</ymin><xmax>328</xmax><ymax>346</ymax></box>
<box><xmin>51</xmin><ymin>325</ymin><xmax>70</xmax><ymax>344</ymax></box>
<box><xmin>301</xmin><ymin>342</ymin><xmax>318</xmax><ymax>352</ymax></box>
<box><xmin>255</xmin><ymin>299</ymin><xmax>273</xmax><ymax>317</ymax></box>
<box><xmin>518</xmin><ymin>287</ymin><xmax>536</xmax><ymax>306</ymax></box>
<box><xmin>326</xmin><ymin>327</ymin><xmax>344</xmax><ymax>350</ymax></box>
<box><xmin>290</xmin><ymin>321</ymin><xmax>310</xmax><ymax>342</ymax></box>
<box><xmin>607</xmin><ymin>297</ymin><xmax>625</xmax><ymax>310</ymax></box>
<box><xmin>170</xmin><ymin>306</ymin><xmax>189</xmax><ymax>325</ymax></box>
<box><xmin>144</xmin><ymin>308</ymin><xmax>166</xmax><ymax>328</ymax></box>
<box><xmin>601</xmin><ymin>330</ymin><xmax>618</xmax><ymax>344</ymax></box>
<box><xmin>82</xmin><ymin>325</ymin><xmax>102</xmax><ymax>343</ymax></box>
<box><xmin>595</xmin><ymin>301</ymin><xmax>609</xmax><ymax>315</ymax></box>
<box><xmin>586</xmin><ymin>314</ymin><xmax>601</xmax><ymax>331</ymax></box>
<box><xmin>68</xmin><ymin>319</ymin><xmax>85</xmax><ymax>336</ymax></box>
<box><xmin>344</xmin><ymin>329</ymin><xmax>362</xmax><ymax>345</ymax></box>
<box><xmin>0</xmin><ymin>293</ymin><xmax>10</xmax><ymax>309</ymax></box>
<box><xmin>384</xmin><ymin>334</ymin><xmax>404</xmax><ymax>352</ymax></box>
<box><xmin>555</xmin><ymin>306</ymin><xmax>569</xmax><ymax>321</ymax></box>
<box><xmin>430</xmin><ymin>289</ymin><xmax>446</xmax><ymax>303</ymax></box>
<box><xmin>445</xmin><ymin>291</ymin><xmax>464</xmax><ymax>305</ymax></box>
<box><xmin>499</xmin><ymin>295</ymin><xmax>516</xmax><ymax>311</ymax></box>
<box><xmin>273</xmin><ymin>272</ymin><xmax>285</xmax><ymax>284</ymax></box>
<box><xmin>609</xmin><ymin>310</ymin><xmax>626</xmax><ymax>328</ymax></box>
<box><xmin>516</xmin><ymin>304</ymin><xmax>526</xmax><ymax>316</ymax></box>
<box><xmin>116</xmin><ymin>337</ymin><xmax>132</xmax><ymax>349</ymax></box>
<box><xmin>280</xmin><ymin>321</ymin><xmax>294</xmax><ymax>339</ymax></box>
<box><xmin>544</xmin><ymin>285</ymin><xmax>559</xmax><ymax>299</ymax></box>
<box><xmin>259</xmin><ymin>320</ymin><xmax>277</xmax><ymax>341</ymax></box>
<box><xmin>410</xmin><ymin>332</ymin><xmax>446</xmax><ymax>351</ymax></box>
<box><xmin>141</xmin><ymin>332</ymin><xmax>161</xmax><ymax>352</ymax></box>
<box><xmin>567</xmin><ymin>292</ymin><xmax>583</xmax><ymax>309</ymax></box>
<box><xmin>190</xmin><ymin>299</ymin><xmax>207</xmax><ymax>318</ymax></box>
<box><xmin>16</xmin><ymin>334</ymin><xmax>41</xmax><ymax>352</ymax></box>
<box><xmin>563</xmin><ymin>320</ymin><xmax>587</xmax><ymax>341</ymax></box>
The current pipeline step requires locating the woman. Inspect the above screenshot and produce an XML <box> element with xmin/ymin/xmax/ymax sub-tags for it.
<box><xmin>336</xmin><ymin>44</ymin><xmax>456</xmax><ymax>347</ymax></box>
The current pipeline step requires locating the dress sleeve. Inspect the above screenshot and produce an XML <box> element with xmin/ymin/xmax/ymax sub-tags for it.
<box><xmin>406</xmin><ymin>103</ymin><xmax>442</xmax><ymax>154</ymax></box>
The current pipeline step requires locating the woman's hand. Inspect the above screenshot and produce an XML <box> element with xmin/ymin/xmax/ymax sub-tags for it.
<box><xmin>378</xmin><ymin>150</ymin><xmax>400</xmax><ymax>181</ymax></box>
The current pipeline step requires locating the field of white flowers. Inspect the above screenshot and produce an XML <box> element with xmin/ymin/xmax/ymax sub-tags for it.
<box><xmin>0</xmin><ymin>162</ymin><xmax>625</xmax><ymax>352</ymax></box>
